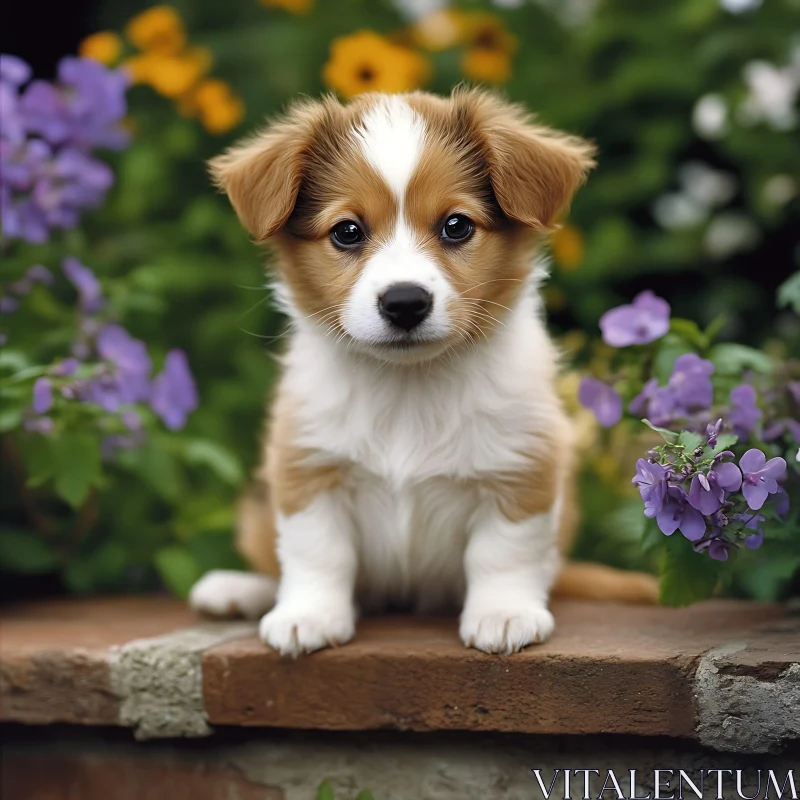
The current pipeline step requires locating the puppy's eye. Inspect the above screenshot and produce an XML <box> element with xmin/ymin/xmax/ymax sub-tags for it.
<box><xmin>331</xmin><ymin>220</ymin><xmax>365</xmax><ymax>248</ymax></box>
<box><xmin>441</xmin><ymin>215</ymin><xmax>474</xmax><ymax>243</ymax></box>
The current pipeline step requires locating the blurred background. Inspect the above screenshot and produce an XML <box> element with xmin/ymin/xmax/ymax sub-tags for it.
<box><xmin>1</xmin><ymin>0</ymin><xmax>798</xmax><ymax>602</ymax></box>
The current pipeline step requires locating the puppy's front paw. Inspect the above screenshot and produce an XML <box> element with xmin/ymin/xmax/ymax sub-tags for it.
<box><xmin>259</xmin><ymin>603</ymin><xmax>355</xmax><ymax>657</ymax></box>
<box><xmin>459</xmin><ymin>606</ymin><xmax>554</xmax><ymax>655</ymax></box>
<box><xmin>189</xmin><ymin>570</ymin><xmax>277</xmax><ymax>619</ymax></box>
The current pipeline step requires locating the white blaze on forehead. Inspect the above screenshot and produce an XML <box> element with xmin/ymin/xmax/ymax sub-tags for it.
<box><xmin>353</xmin><ymin>96</ymin><xmax>426</xmax><ymax>203</ymax></box>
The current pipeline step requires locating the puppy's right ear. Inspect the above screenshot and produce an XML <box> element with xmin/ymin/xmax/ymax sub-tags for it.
<box><xmin>209</xmin><ymin>101</ymin><xmax>320</xmax><ymax>241</ymax></box>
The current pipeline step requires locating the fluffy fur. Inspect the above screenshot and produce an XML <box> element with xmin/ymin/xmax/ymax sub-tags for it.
<box><xmin>189</xmin><ymin>87</ymin><xmax>657</xmax><ymax>656</ymax></box>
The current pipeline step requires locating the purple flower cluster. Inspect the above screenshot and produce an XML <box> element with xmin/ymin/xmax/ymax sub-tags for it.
<box><xmin>599</xmin><ymin>291</ymin><xmax>671</xmax><ymax>348</ymax></box>
<box><xmin>633</xmin><ymin>423</ymin><xmax>788</xmax><ymax>561</ymax></box>
<box><xmin>1</xmin><ymin>54</ymin><xmax>129</xmax><ymax>243</ymax></box>
<box><xmin>630</xmin><ymin>354</ymin><xmax>715</xmax><ymax>428</ymax></box>
<box><xmin>27</xmin><ymin>260</ymin><xmax>199</xmax><ymax>449</ymax></box>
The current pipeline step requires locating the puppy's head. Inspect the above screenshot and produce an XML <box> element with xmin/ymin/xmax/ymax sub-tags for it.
<box><xmin>211</xmin><ymin>88</ymin><xmax>595</xmax><ymax>363</ymax></box>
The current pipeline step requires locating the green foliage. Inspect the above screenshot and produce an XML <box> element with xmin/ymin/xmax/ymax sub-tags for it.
<box><xmin>658</xmin><ymin>526</ymin><xmax>721</xmax><ymax>607</ymax></box>
<box><xmin>314</xmin><ymin>782</ymin><xmax>375</xmax><ymax>800</ymax></box>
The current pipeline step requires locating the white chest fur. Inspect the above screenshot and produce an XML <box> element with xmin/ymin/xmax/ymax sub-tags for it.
<box><xmin>280</xmin><ymin>293</ymin><xmax>561</xmax><ymax>610</ymax></box>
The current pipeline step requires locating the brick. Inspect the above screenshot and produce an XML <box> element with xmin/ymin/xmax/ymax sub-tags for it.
<box><xmin>202</xmin><ymin>600</ymin><xmax>789</xmax><ymax>739</ymax></box>
<box><xmin>0</xmin><ymin>596</ymin><xmax>195</xmax><ymax>725</ymax></box>
<box><xmin>2</xmin><ymin>594</ymin><xmax>796</xmax><ymax>751</ymax></box>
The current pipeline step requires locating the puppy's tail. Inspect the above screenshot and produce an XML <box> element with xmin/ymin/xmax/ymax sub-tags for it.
<box><xmin>552</xmin><ymin>561</ymin><xmax>659</xmax><ymax>604</ymax></box>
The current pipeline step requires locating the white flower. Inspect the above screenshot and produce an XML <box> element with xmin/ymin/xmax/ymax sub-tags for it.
<box><xmin>739</xmin><ymin>60</ymin><xmax>799</xmax><ymax>130</ymax></box>
<box><xmin>719</xmin><ymin>0</ymin><xmax>762</xmax><ymax>13</ymax></box>
<box><xmin>652</xmin><ymin>193</ymin><xmax>707</xmax><ymax>230</ymax></box>
<box><xmin>391</xmin><ymin>0</ymin><xmax>447</xmax><ymax>20</ymax></box>
<box><xmin>763</xmin><ymin>175</ymin><xmax>798</xmax><ymax>206</ymax></box>
<box><xmin>678</xmin><ymin>162</ymin><xmax>737</xmax><ymax>208</ymax></box>
<box><xmin>704</xmin><ymin>213</ymin><xmax>759</xmax><ymax>259</ymax></box>
<box><xmin>693</xmin><ymin>94</ymin><xmax>729</xmax><ymax>139</ymax></box>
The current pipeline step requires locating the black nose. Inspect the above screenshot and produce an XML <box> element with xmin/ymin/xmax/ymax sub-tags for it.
<box><xmin>378</xmin><ymin>283</ymin><xmax>433</xmax><ymax>331</ymax></box>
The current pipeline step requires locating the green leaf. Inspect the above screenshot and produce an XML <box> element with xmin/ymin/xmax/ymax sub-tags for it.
<box><xmin>154</xmin><ymin>546</ymin><xmax>202</xmax><ymax>598</ymax></box>
<box><xmin>0</xmin><ymin>407</ymin><xmax>23</xmax><ymax>432</ymax></box>
<box><xmin>677</xmin><ymin>430</ymin><xmax>704</xmax><ymax>452</ymax></box>
<box><xmin>711</xmin><ymin>433</ymin><xmax>738</xmax><ymax>454</ymax></box>
<box><xmin>355</xmin><ymin>792</ymin><xmax>375</xmax><ymax>800</ymax></box>
<box><xmin>659</xmin><ymin>535</ymin><xmax>720</xmax><ymax>607</ymax></box>
<box><xmin>21</xmin><ymin>434</ymin><xmax>57</xmax><ymax>487</ymax></box>
<box><xmin>777</xmin><ymin>271</ymin><xmax>800</xmax><ymax>314</ymax></box>
<box><xmin>119</xmin><ymin>440</ymin><xmax>182</xmax><ymax>502</ymax></box>
<box><xmin>708</xmin><ymin>344</ymin><xmax>773</xmax><ymax>376</ymax></box>
<box><xmin>0</xmin><ymin>529</ymin><xmax>58</xmax><ymax>573</ymax></box>
<box><xmin>653</xmin><ymin>337</ymin><xmax>694</xmax><ymax>383</ymax></box>
<box><xmin>642</xmin><ymin>419</ymin><xmax>679</xmax><ymax>442</ymax></box>
<box><xmin>53</xmin><ymin>433</ymin><xmax>102</xmax><ymax>508</ymax></box>
<box><xmin>183</xmin><ymin>439</ymin><xmax>244</xmax><ymax>486</ymax></box>
<box><xmin>669</xmin><ymin>318</ymin><xmax>707</xmax><ymax>349</ymax></box>
<box><xmin>0</xmin><ymin>349</ymin><xmax>30</xmax><ymax>373</ymax></box>
<box><xmin>314</xmin><ymin>782</ymin><xmax>335</xmax><ymax>800</ymax></box>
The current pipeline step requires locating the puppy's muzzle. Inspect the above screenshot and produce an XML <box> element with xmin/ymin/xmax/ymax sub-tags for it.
<box><xmin>378</xmin><ymin>283</ymin><xmax>433</xmax><ymax>331</ymax></box>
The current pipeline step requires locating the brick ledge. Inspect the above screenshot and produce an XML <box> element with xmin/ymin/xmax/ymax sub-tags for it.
<box><xmin>1</xmin><ymin>596</ymin><xmax>798</xmax><ymax>752</ymax></box>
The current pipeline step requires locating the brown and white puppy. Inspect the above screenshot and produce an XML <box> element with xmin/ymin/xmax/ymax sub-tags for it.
<box><xmin>189</xmin><ymin>88</ymin><xmax>657</xmax><ymax>656</ymax></box>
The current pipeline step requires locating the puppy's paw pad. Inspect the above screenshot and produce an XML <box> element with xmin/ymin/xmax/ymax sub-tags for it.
<box><xmin>189</xmin><ymin>570</ymin><xmax>276</xmax><ymax>620</ymax></box>
<box><xmin>460</xmin><ymin>607</ymin><xmax>554</xmax><ymax>654</ymax></box>
<box><xmin>259</xmin><ymin>606</ymin><xmax>355</xmax><ymax>657</ymax></box>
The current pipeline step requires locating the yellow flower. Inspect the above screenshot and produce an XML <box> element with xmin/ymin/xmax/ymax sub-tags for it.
<box><xmin>184</xmin><ymin>79</ymin><xmax>245</xmax><ymax>134</ymax></box>
<box><xmin>323</xmin><ymin>31</ymin><xmax>430</xmax><ymax>99</ymax></box>
<box><xmin>551</xmin><ymin>224</ymin><xmax>585</xmax><ymax>270</ymax></box>
<box><xmin>126</xmin><ymin>5</ymin><xmax>186</xmax><ymax>55</ymax></box>
<box><xmin>460</xmin><ymin>13</ymin><xmax>517</xmax><ymax>84</ymax></box>
<box><xmin>78</xmin><ymin>32</ymin><xmax>123</xmax><ymax>66</ymax></box>
<box><xmin>259</xmin><ymin>0</ymin><xmax>313</xmax><ymax>13</ymax></box>
<box><xmin>412</xmin><ymin>9</ymin><xmax>467</xmax><ymax>51</ymax></box>
<box><xmin>464</xmin><ymin>13</ymin><xmax>517</xmax><ymax>53</ymax></box>
<box><xmin>124</xmin><ymin>47</ymin><xmax>212</xmax><ymax>99</ymax></box>
<box><xmin>461</xmin><ymin>48</ymin><xmax>512</xmax><ymax>84</ymax></box>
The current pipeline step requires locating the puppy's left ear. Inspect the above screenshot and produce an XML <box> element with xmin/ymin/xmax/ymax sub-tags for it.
<box><xmin>465</xmin><ymin>91</ymin><xmax>596</xmax><ymax>230</ymax></box>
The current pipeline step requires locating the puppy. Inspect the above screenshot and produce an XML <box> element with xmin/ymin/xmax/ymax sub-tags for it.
<box><xmin>190</xmin><ymin>88</ymin><xmax>657</xmax><ymax>656</ymax></box>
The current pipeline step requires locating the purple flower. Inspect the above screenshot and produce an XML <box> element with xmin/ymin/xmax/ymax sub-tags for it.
<box><xmin>0</xmin><ymin>55</ymin><xmax>31</xmax><ymax>86</ymax></box>
<box><xmin>770</xmin><ymin>487</ymin><xmax>790</xmax><ymax>517</ymax></box>
<box><xmin>150</xmin><ymin>349</ymin><xmax>198</xmax><ymax>431</ymax></box>
<box><xmin>20</xmin><ymin>57</ymin><xmax>129</xmax><ymax>151</ymax></box>
<box><xmin>51</xmin><ymin>357</ymin><xmax>80</xmax><ymax>377</ymax></box>
<box><xmin>63</xmin><ymin>258</ymin><xmax>104</xmax><ymax>313</ymax></box>
<box><xmin>706</xmin><ymin>418</ymin><xmax>722</xmax><ymax>448</ymax></box>
<box><xmin>599</xmin><ymin>291</ymin><xmax>670</xmax><ymax>347</ymax></box>
<box><xmin>734</xmin><ymin>514</ymin><xmax>766</xmax><ymax>550</ymax></box>
<box><xmin>32</xmin><ymin>377</ymin><xmax>53</xmax><ymax>413</ymax></box>
<box><xmin>629</xmin><ymin>378</ymin><xmax>659</xmax><ymax>417</ymax></box>
<box><xmin>763</xmin><ymin>418</ymin><xmax>800</xmax><ymax>444</ymax></box>
<box><xmin>0</xmin><ymin>55</ymin><xmax>31</xmax><ymax>145</ymax></box>
<box><xmin>578</xmin><ymin>377</ymin><xmax>622</xmax><ymax>427</ymax></box>
<box><xmin>668</xmin><ymin>353</ymin><xmax>714</xmax><ymax>411</ymax></box>
<box><xmin>88</xmin><ymin>324</ymin><xmax>152</xmax><ymax>410</ymax></box>
<box><xmin>23</xmin><ymin>416</ymin><xmax>54</xmax><ymax>435</ymax></box>
<box><xmin>708</xmin><ymin>539</ymin><xmax>731</xmax><ymax>561</ymax></box>
<box><xmin>729</xmin><ymin>384</ymin><xmax>762</xmax><ymax>438</ymax></box>
<box><xmin>739</xmin><ymin>448</ymin><xmax>787</xmax><ymax>510</ymax></box>
<box><xmin>788</xmin><ymin>382</ymin><xmax>800</xmax><ymax>406</ymax></box>
<box><xmin>26</xmin><ymin>264</ymin><xmax>54</xmax><ymax>285</ymax></box>
<box><xmin>0</xmin><ymin>296</ymin><xmax>20</xmax><ymax>314</ymax></box>
<box><xmin>687</xmin><ymin>462</ymin><xmax>742</xmax><ymax>515</ymax></box>
<box><xmin>1</xmin><ymin>56</ymin><xmax>128</xmax><ymax>243</ymax></box>
<box><xmin>657</xmin><ymin>486</ymin><xmax>706</xmax><ymax>541</ymax></box>
<box><xmin>632</xmin><ymin>458</ymin><xmax>668</xmax><ymax>517</ymax></box>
